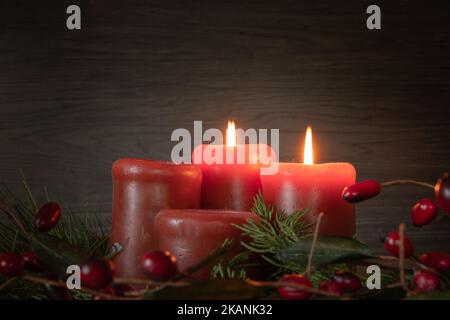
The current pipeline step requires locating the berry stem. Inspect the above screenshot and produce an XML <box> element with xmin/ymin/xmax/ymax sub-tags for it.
<box><xmin>20</xmin><ymin>275</ymin><xmax>139</xmax><ymax>300</ymax></box>
<box><xmin>306</xmin><ymin>212</ymin><xmax>324</xmax><ymax>276</ymax></box>
<box><xmin>380</xmin><ymin>180</ymin><xmax>434</xmax><ymax>189</ymax></box>
<box><xmin>114</xmin><ymin>277</ymin><xmax>189</xmax><ymax>287</ymax></box>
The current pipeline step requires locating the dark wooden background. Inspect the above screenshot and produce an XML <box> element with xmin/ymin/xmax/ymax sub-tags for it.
<box><xmin>1</xmin><ymin>0</ymin><xmax>449</xmax><ymax>252</ymax></box>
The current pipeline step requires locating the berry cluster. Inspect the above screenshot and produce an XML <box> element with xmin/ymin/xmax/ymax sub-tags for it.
<box><xmin>342</xmin><ymin>172</ymin><xmax>450</xmax><ymax>227</ymax></box>
<box><xmin>342</xmin><ymin>173</ymin><xmax>450</xmax><ymax>295</ymax></box>
<box><xmin>278</xmin><ymin>271</ymin><xmax>362</xmax><ymax>300</ymax></box>
<box><xmin>277</xmin><ymin>243</ymin><xmax>450</xmax><ymax>299</ymax></box>
<box><xmin>0</xmin><ymin>202</ymin><xmax>61</xmax><ymax>277</ymax></box>
<box><xmin>381</xmin><ymin>230</ymin><xmax>450</xmax><ymax>293</ymax></box>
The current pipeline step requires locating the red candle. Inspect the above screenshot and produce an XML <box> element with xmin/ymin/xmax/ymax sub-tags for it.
<box><xmin>111</xmin><ymin>159</ymin><xmax>202</xmax><ymax>278</ymax></box>
<box><xmin>155</xmin><ymin>209</ymin><xmax>258</xmax><ymax>279</ymax></box>
<box><xmin>192</xmin><ymin>121</ymin><xmax>275</xmax><ymax>211</ymax></box>
<box><xmin>261</xmin><ymin>127</ymin><xmax>356</xmax><ymax>237</ymax></box>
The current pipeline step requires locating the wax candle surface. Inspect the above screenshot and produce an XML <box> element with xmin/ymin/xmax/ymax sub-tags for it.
<box><xmin>192</xmin><ymin>144</ymin><xmax>273</xmax><ymax>211</ymax></box>
<box><xmin>155</xmin><ymin>209</ymin><xmax>258</xmax><ymax>279</ymax></box>
<box><xmin>111</xmin><ymin>159</ymin><xmax>202</xmax><ymax>278</ymax></box>
<box><xmin>261</xmin><ymin>163</ymin><xmax>356</xmax><ymax>237</ymax></box>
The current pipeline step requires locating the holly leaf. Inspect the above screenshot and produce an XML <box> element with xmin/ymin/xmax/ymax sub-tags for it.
<box><xmin>276</xmin><ymin>236</ymin><xmax>373</xmax><ymax>266</ymax></box>
<box><xmin>145</xmin><ymin>279</ymin><xmax>268</xmax><ymax>300</ymax></box>
<box><xmin>29</xmin><ymin>232</ymin><xmax>89</xmax><ymax>276</ymax></box>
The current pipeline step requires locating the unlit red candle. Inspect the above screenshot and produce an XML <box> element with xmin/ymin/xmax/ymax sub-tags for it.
<box><xmin>155</xmin><ymin>209</ymin><xmax>259</xmax><ymax>279</ymax></box>
<box><xmin>111</xmin><ymin>159</ymin><xmax>202</xmax><ymax>278</ymax></box>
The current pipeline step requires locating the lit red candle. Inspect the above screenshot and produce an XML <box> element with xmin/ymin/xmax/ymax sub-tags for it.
<box><xmin>110</xmin><ymin>159</ymin><xmax>202</xmax><ymax>278</ymax></box>
<box><xmin>155</xmin><ymin>209</ymin><xmax>259</xmax><ymax>279</ymax></box>
<box><xmin>192</xmin><ymin>121</ymin><xmax>274</xmax><ymax>211</ymax></box>
<box><xmin>261</xmin><ymin>127</ymin><xmax>356</xmax><ymax>237</ymax></box>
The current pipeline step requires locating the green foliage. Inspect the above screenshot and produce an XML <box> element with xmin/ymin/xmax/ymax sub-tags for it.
<box><xmin>0</xmin><ymin>186</ymin><xmax>109</xmax><ymax>256</ymax></box>
<box><xmin>277</xmin><ymin>236</ymin><xmax>373</xmax><ymax>266</ymax></box>
<box><xmin>407</xmin><ymin>290</ymin><xmax>450</xmax><ymax>300</ymax></box>
<box><xmin>211</xmin><ymin>249</ymin><xmax>251</xmax><ymax>280</ymax></box>
<box><xmin>233</xmin><ymin>192</ymin><xmax>310</xmax><ymax>268</ymax></box>
<box><xmin>210</xmin><ymin>193</ymin><xmax>312</xmax><ymax>281</ymax></box>
<box><xmin>0</xmin><ymin>180</ymin><xmax>109</xmax><ymax>300</ymax></box>
<box><xmin>222</xmin><ymin>193</ymin><xmax>383</xmax><ymax>285</ymax></box>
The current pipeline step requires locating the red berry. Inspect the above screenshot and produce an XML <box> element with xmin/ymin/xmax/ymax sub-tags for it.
<box><xmin>0</xmin><ymin>252</ymin><xmax>25</xmax><ymax>277</ymax></box>
<box><xmin>332</xmin><ymin>271</ymin><xmax>361</xmax><ymax>292</ymax></box>
<box><xmin>413</xmin><ymin>269</ymin><xmax>440</xmax><ymax>293</ymax></box>
<box><xmin>80</xmin><ymin>259</ymin><xmax>114</xmax><ymax>289</ymax></box>
<box><xmin>342</xmin><ymin>180</ymin><xmax>381</xmax><ymax>203</ymax></box>
<box><xmin>141</xmin><ymin>251</ymin><xmax>178</xmax><ymax>281</ymax></box>
<box><xmin>411</xmin><ymin>198</ymin><xmax>438</xmax><ymax>227</ymax></box>
<box><xmin>435</xmin><ymin>172</ymin><xmax>450</xmax><ymax>214</ymax></box>
<box><xmin>384</xmin><ymin>231</ymin><xmax>414</xmax><ymax>258</ymax></box>
<box><xmin>34</xmin><ymin>202</ymin><xmax>61</xmax><ymax>232</ymax></box>
<box><xmin>278</xmin><ymin>274</ymin><xmax>313</xmax><ymax>300</ymax></box>
<box><xmin>419</xmin><ymin>252</ymin><xmax>450</xmax><ymax>271</ymax></box>
<box><xmin>319</xmin><ymin>280</ymin><xmax>344</xmax><ymax>296</ymax></box>
<box><xmin>22</xmin><ymin>251</ymin><xmax>44</xmax><ymax>272</ymax></box>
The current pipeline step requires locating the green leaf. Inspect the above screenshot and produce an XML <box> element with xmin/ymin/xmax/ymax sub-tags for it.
<box><xmin>407</xmin><ymin>291</ymin><xmax>450</xmax><ymax>300</ymax></box>
<box><xmin>276</xmin><ymin>236</ymin><xmax>373</xmax><ymax>266</ymax></box>
<box><xmin>29</xmin><ymin>233</ymin><xmax>89</xmax><ymax>276</ymax></box>
<box><xmin>146</xmin><ymin>279</ymin><xmax>268</xmax><ymax>300</ymax></box>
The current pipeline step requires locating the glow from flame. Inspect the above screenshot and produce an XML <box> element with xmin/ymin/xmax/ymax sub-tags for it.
<box><xmin>303</xmin><ymin>126</ymin><xmax>314</xmax><ymax>165</ymax></box>
<box><xmin>226</xmin><ymin>120</ymin><xmax>237</xmax><ymax>147</ymax></box>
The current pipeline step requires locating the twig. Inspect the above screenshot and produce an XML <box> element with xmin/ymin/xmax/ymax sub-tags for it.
<box><xmin>113</xmin><ymin>277</ymin><xmax>189</xmax><ymax>287</ymax></box>
<box><xmin>0</xmin><ymin>277</ymin><xmax>18</xmax><ymax>291</ymax></box>
<box><xmin>21</xmin><ymin>275</ymin><xmax>140</xmax><ymax>300</ymax></box>
<box><xmin>306</xmin><ymin>212</ymin><xmax>324</xmax><ymax>276</ymax></box>
<box><xmin>381</xmin><ymin>180</ymin><xmax>434</xmax><ymax>189</ymax></box>
<box><xmin>398</xmin><ymin>223</ymin><xmax>409</xmax><ymax>292</ymax></box>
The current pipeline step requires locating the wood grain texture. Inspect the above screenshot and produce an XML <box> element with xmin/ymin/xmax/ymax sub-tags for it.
<box><xmin>1</xmin><ymin>0</ymin><xmax>450</xmax><ymax>252</ymax></box>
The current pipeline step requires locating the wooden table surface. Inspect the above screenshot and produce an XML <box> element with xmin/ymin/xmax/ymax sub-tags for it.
<box><xmin>1</xmin><ymin>0</ymin><xmax>449</xmax><ymax>252</ymax></box>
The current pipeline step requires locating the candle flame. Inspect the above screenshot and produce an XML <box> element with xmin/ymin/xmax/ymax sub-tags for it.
<box><xmin>226</xmin><ymin>120</ymin><xmax>237</xmax><ymax>147</ymax></box>
<box><xmin>303</xmin><ymin>126</ymin><xmax>314</xmax><ymax>165</ymax></box>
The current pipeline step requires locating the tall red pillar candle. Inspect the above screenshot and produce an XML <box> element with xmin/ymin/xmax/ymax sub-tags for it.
<box><xmin>155</xmin><ymin>209</ymin><xmax>259</xmax><ymax>279</ymax></box>
<box><xmin>111</xmin><ymin>159</ymin><xmax>202</xmax><ymax>278</ymax></box>
<box><xmin>192</xmin><ymin>121</ymin><xmax>275</xmax><ymax>211</ymax></box>
<box><xmin>261</xmin><ymin>127</ymin><xmax>356</xmax><ymax>237</ymax></box>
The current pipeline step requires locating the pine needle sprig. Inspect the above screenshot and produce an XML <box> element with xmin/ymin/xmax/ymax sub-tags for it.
<box><xmin>233</xmin><ymin>192</ymin><xmax>310</xmax><ymax>257</ymax></box>
<box><xmin>0</xmin><ymin>179</ymin><xmax>110</xmax><ymax>299</ymax></box>
<box><xmin>0</xmin><ymin>179</ymin><xmax>109</xmax><ymax>257</ymax></box>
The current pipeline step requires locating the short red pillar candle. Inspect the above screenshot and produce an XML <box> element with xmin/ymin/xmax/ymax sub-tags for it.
<box><xmin>155</xmin><ymin>209</ymin><xmax>258</xmax><ymax>279</ymax></box>
<box><xmin>111</xmin><ymin>159</ymin><xmax>202</xmax><ymax>278</ymax></box>
<box><xmin>261</xmin><ymin>127</ymin><xmax>356</xmax><ymax>237</ymax></box>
